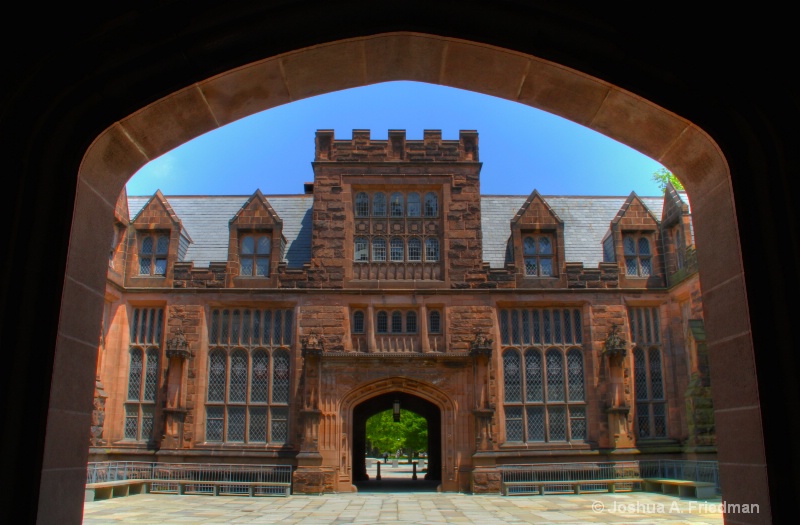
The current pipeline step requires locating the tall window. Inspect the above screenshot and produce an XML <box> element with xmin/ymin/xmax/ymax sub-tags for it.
<box><xmin>372</xmin><ymin>238</ymin><xmax>387</xmax><ymax>262</ymax></box>
<box><xmin>354</xmin><ymin>237</ymin><xmax>368</xmax><ymax>262</ymax></box>
<box><xmin>353</xmin><ymin>310</ymin><xmax>365</xmax><ymax>333</ymax></box>
<box><xmin>239</xmin><ymin>234</ymin><xmax>271</xmax><ymax>276</ymax></box>
<box><xmin>407</xmin><ymin>192</ymin><xmax>421</xmax><ymax>217</ymax></box>
<box><xmin>425</xmin><ymin>238</ymin><xmax>439</xmax><ymax>262</ymax></box>
<box><xmin>205</xmin><ymin>308</ymin><xmax>292</xmax><ymax>444</ymax></box>
<box><xmin>390</xmin><ymin>237</ymin><xmax>404</xmax><ymax>262</ymax></box>
<box><xmin>373</xmin><ymin>192</ymin><xmax>387</xmax><ymax>217</ymax></box>
<box><xmin>523</xmin><ymin>235</ymin><xmax>554</xmax><ymax>276</ymax></box>
<box><xmin>428</xmin><ymin>310</ymin><xmax>441</xmax><ymax>333</ymax></box>
<box><xmin>408</xmin><ymin>238</ymin><xmax>422</xmax><ymax>261</ymax></box>
<box><xmin>390</xmin><ymin>192</ymin><xmax>404</xmax><ymax>217</ymax></box>
<box><xmin>629</xmin><ymin>306</ymin><xmax>667</xmax><ymax>438</ymax></box>
<box><xmin>500</xmin><ymin>308</ymin><xmax>585</xmax><ymax>443</ymax></box>
<box><xmin>125</xmin><ymin>307</ymin><xmax>163</xmax><ymax>441</ymax></box>
<box><xmin>674</xmin><ymin>228</ymin><xmax>685</xmax><ymax>270</ymax></box>
<box><xmin>139</xmin><ymin>233</ymin><xmax>169</xmax><ymax>275</ymax></box>
<box><xmin>424</xmin><ymin>192</ymin><xmax>438</xmax><ymax>217</ymax></box>
<box><xmin>355</xmin><ymin>192</ymin><xmax>369</xmax><ymax>217</ymax></box>
<box><xmin>624</xmin><ymin>234</ymin><xmax>652</xmax><ymax>277</ymax></box>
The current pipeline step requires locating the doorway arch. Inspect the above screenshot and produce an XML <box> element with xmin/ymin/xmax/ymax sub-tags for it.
<box><xmin>351</xmin><ymin>391</ymin><xmax>441</xmax><ymax>489</ymax></box>
<box><xmin>27</xmin><ymin>28</ymin><xmax>770</xmax><ymax>525</ymax></box>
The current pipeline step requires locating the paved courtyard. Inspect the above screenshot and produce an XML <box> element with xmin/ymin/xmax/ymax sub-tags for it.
<box><xmin>84</xmin><ymin>464</ymin><xmax>726</xmax><ymax>525</ymax></box>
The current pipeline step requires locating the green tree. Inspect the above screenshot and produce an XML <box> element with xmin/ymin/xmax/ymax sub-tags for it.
<box><xmin>365</xmin><ymin>409</ymin><xmax>428</xmax><ymax>456</ymax></box>
<box><xmin>652</xmin><ymin>167</ymin><xmax>684</xmax><ymax>192</ymax></box>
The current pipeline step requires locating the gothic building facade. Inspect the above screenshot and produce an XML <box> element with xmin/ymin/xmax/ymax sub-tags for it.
<box><xmin>91</xmin><ymin>130</ymin><xmax>714</xmax><ymax>493</ymax></box>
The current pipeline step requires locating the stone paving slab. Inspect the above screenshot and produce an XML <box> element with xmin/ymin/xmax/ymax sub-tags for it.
<box><xmin>83</xmin><ymin>492</ymin><xmax>727</xmax><ymax>524</ymax></box>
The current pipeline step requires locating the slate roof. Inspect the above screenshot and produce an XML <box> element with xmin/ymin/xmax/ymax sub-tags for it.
<box><xmin>129</xmin><ymin>193</ymin><xmax>668</xmax><ymax>270</ymax></box>
<box><xmin>128</xmin><ymin>195</ymin><xmax>313</xmax><ymax>268</ymax></box>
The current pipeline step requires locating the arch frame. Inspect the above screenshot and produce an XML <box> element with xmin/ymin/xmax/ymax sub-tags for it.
<box><xmin>24</xmin><ymin>30</ymin><xmax>768</xmax><ymax>524</ymax></box>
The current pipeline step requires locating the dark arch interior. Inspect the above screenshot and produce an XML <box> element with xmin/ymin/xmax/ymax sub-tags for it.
<box><xmin>352</xmin><ymin>392</ymin><xmax>441</xmax><ymax>492</ymax></box>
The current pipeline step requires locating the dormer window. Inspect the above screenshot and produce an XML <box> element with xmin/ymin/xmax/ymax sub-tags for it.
<box><xmin>523</xmin><ymin>235</ymin><xmax>554</xmax><ymax>276</ymax></box>
<box><xmin>624</xmin><ymin>234</ymin><xmax>652</xmax><ymax>277</ymax></box>
<box><xmin>239</xmin><ymin>234</ymin><xmax>271</xmax><ymax>276</ymax></box>
<box><xmin>139</xmin><ymin>233</ymin><xmax>169</xmax><ymax>275</ymax></box>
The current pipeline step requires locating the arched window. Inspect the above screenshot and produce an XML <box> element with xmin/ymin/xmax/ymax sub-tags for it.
<box><xmin>523</xmin><ymin>235</ymin><xmax>554</xmax><ymax>276</ymax></box>
<box><xmin>355</xmin><ymin>192</ymin><xmax>369</xmax><ymax>217</ymax></box>
<box><xmin>239</xmin><ymin>234</ymin><xmax>271</xmax><ymax>276</ymax></box>
<box><xmin>425</xmin><ymin>238</ymin><xmax>439</xmax><ymax>262</ymax></box>
<box><xmin>377</xmin><ymin>311</ymin><xmax>388</xmax><ymax>333</ymax></box>
<box><xmin>391</xmin><ymin>311</ymin><xmax>403</xmax><ymax>332</ymax></box>
<box><xmin>353</xmin><ymin>311</ymin><xmax>365</xmax><ymax>333</ymax></box>
<box><xmin>424</xmin><ymin>192</ymin><xmax>438</xmax><ymax>217</ymax></box>
<box><xmin>373</xmin><ymin>192</ymin><xmax>387</xmax><ymax>217</ymax></box>
<box><xmin>204</xmin><ymin>309</ymin><xmax>292</xmax><ymax>444</ymax></box>
<box><xmin>390</xmin><ymin>237</ymin><xmax>404</xmax><ymax>262</ymax></box>
<box><xmin>390</xmin><ymin>192</ymin><xmax>404</xmax><ymax>217</ymax></box>
<box><xmin>407</xmin><ymin>192</ymin><xmax>421</xmax><ymax>217</ymax></box>
<box><xmin>500</xmin><ymin>308</ymin><xmax>585</xmax><ymax>443</ymax></box>
<box><xmin>406</xmin><ymin>311</ymin><xmax>417</xmax><ymax>333</ymax></box>
<box><xmin>372</xmin><ymin>238</ymin><xmax>386</xmax><ymax>262</ymax></box>
<box><xmin>139</xmin><ymin>233</ymin><xmax>169</xmax><ymax>275</ymax></box>
<box><xmin>624</xmin><ymin>233</ymin><xmax>652</xmax><ymax>277</ymax></box>
<box><xmin>407</xmin><ymin>238</ymin><xmax>422</xmax><ymax>261</ymax></box>
<box><xmin>354</xmin><ymin>237</ymin><xmax>368</xmax><ymax>262</ymax></box>
<box><xmin>429</xmin><ymin>310</ymin><xmax>441</xmax><ymax>333</ymax></box>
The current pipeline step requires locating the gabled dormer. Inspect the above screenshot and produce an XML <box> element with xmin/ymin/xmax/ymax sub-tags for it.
<box><xmin>609</xmin><ymin>192</ymin><xmax>665</xmax><ymax>287</ymax></box>
<box><xmin>127</xmin><ymin>190</ymin><xmax>191</xmax><ymax>287</ymax></box>
<box><xmin>510</xmin><ymin>190</ymin><xmax>566</xmax><ymax>287</ymax></box>
<box><xmin>227</xmin><ymin>189</ymin><xmax>286</xmax><ymax>287</ymax></box>
<box><xmin>661</xmin><ymin>182</ymin><xmax>695</xmax><ymax>280</ymax></box>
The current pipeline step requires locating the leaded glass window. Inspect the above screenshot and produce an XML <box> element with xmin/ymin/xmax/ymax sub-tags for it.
<box><xmin>353</xmin><ymin>311</ymin><xmax>365</xmax><ymax>333</ymax></box>
<box><xmin>407</xmin><ymin>192</ymin><xmax>421</xmax><ymax>217</ymax></box>
<box><xmin>407</xmin><ymin>238</ymin><xmax>421</xmax><ymax>261</ymax></box>
<box><xmin>377</xmin><ymin>311</ymin><xmax>388</xmax><ymax>333</ymax></box>
<box><xmin>124</xmin><ymin>307</ymin><xmax>164</xmax><ymax>442</ymax></box>
<box><xmin>355</xmin><ymin>237</ymin><xmax>368</xmax><ymax>262</ymax></box>
<box><xmin>204</xmin><ymin>308</ymin><xmax>293</xmax><ymax>444</ymax></box>
<box><xmin>425</xmin><ymin>238</ymin><xmax>439</xmax><ymax>262</ymax></box>
<box><xmin>633</xmin><ymin>343</ymin><xmax>668</xmax><ymax>438</ymax></box>
<box><xmin>390</xmin><ymin>237</ymin><xmax>404</xmax><ymax>262</ymax></box>
<box><xmin>139</xmin><ymin>233</ymin><xmax>169</xmax><ymax>276</ymax></box>
<box><xmin>406</xmin><ymin>311</ymin><xmax>417</xmax><ymax>333</ymax></box>
<box><xmin>390</xmin><ymin>193</ymin><xmax>404</xmax><ymax>217</ymax></box>
<box><xmin>501</xmin><ymin>308</ymin><xmax>586</xmax><ymax>444</ymax></box>
<box><xmin>429</xmin><ymin>310</ymin><xmax>441</xmax><ymax>333</ymax></box>
<box><xmin>391</xmin><ymin>311</ymin><xmax>403</xmax><ymax>333</ymax></box>
<box><xmin>373</xmin><ymin>193</ymin><xmax>387</xmax><ymax>217</ymax></box>
<box><xmin>624</xmin><ymin>233</ymin><xmax>653</xmax><ymax>277</ymax></box>
<box><xmin>355</xmin><ymin>192</ymin><xmax>369</xmax><ymax>217</ymax></box>
<box><xmin>424</xmin><ymin>192</ymin><xmax>438</xmax><ymax>217</ymax></box>
<box><xmin>239</xmin><ymin>234</ymin><xmax>271</xmax><ymax>277</ymax></box>
<box><xmin>523</xmin><ymin>234</ymin><xmax>555</xmax><ymax>276</ymax></box>
<box><xmin>372</xmin><ymin>238</ymin><xmax>386</xmax><ymax>262</ymax></box>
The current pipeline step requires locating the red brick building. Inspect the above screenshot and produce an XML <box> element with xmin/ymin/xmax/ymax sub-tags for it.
<box><xmin>92</xmin><ymin>130</ymin><xmax>713</xmax><ymax>493</ymax></box>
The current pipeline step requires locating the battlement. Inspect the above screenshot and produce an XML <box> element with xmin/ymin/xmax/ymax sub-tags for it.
<box><xmin>314</xmin><ymin>129</ymin><xmax>479</xmax><ymax>163</ymax></box>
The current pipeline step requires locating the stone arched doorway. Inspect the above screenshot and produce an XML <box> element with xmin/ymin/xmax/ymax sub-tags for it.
<box><xmin>352</xmin><ymin>391</ymin><xmax>441</xmax><ymax>490</ymax></box>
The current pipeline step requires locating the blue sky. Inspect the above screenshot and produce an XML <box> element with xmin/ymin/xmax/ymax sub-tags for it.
<box><xmin>126</xmin><ymin>81</ymin><xmax>666</xmax><ymax>197</ymax></box>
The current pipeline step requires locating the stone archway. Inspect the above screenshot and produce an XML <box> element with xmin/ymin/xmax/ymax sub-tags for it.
<box><xmin>339</xmin><ymin>376</ymin><xmax>458</xmax><ymax>492</ymax></box>
<box><xmin>44</xmin><ymin>31</ymin><xmax>765</xmax><ymax>523</ymax></box>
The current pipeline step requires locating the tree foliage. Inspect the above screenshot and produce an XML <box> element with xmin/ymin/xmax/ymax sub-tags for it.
<box><xmin>652</xmin><ymin>167</ymin><xmax>684</xmax><ymax>192</ymax></box>
<box><xmin>365</xmin><ymin>409</ymin><xmax>428</xmax><ymax>455</ymax></box>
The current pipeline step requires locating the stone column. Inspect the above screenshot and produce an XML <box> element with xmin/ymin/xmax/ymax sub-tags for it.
<box><xmin>603</xmin><ymin>324</ymin><xmax>635</xmax><ymax>449</ymax></box>
<box><xmin>366</xmin><ymin>305</ymin><xmax>377</xmax><ymax>353</ymax></box>
<box><xmin>420</xmin><ymin>304</ymin><xmax>431</xmax><ymax>353</ymax></box>
<box><xmin>470</xmin><ymin>330</ymin><xmax>500</xmax><ymax>494</ymax></box>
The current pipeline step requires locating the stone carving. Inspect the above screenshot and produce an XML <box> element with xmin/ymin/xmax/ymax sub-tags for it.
<box><xmin>166</xmin><ymin>326</ymin><xmax>190</xmax><ymax>359</ymax></box>
<box><xmin>469</xmin><ymin>329</ymin><xmax>493</xmax><ymax>354</ymax></box>
<box><xmin>602</xmin><ymin>323</ymin><xmax>627</xmax><ymax>364</ymax></box>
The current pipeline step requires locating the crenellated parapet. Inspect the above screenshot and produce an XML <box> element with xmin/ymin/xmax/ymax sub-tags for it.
<box><xmin>315</xmin><ymin>129</ymin><xmax>479</xmax><ymax>163</ymax></box>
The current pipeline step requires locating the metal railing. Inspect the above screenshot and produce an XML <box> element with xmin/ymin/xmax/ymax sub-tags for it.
<box><xmin>86</xmin><ymin>461</ymin><xmax>154</xmax><ymax>484</ymax></box>
<box><xmin>86</xmin><ymin>461</ymin><xmax>293</xmax><ymax>496</ymax></box>
<box><xmin>500</xmin><ymin>461</ymin><xmax>642</xmax><ymax>495</ymax></box>
<box><xmin>639</xmin><ymin>460</ymin><xmax>720</xmax><ymax>495</ymax></box>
